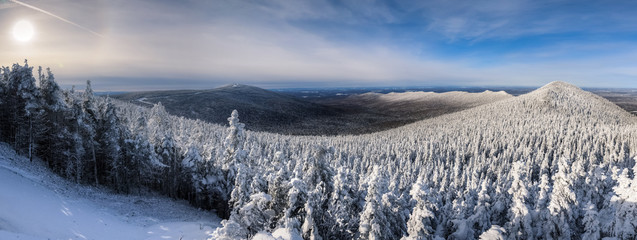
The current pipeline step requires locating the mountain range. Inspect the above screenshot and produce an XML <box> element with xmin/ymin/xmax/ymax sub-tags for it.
<box><xmin>113</xmin><ymin>84</ymin><xmax>514</xmax><ymax>135</ymax></box>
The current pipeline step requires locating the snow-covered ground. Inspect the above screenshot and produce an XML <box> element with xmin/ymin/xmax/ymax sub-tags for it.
<box><xmin>0</xmin><ymin>143</ymin><xmax>221</xmax><ymax>240</ymax></box>
<box><xmin>349</xmin><ymin>90</ymin><xmax>513</xmax><ymax>108</ymax></box>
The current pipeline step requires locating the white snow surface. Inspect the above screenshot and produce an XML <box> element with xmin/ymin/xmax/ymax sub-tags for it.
<box><xmin>136</xmin><ymin>97</ymin><xmax>154</xmax><ymax>105</ymax></box>
<box><xmin>252</xmin><ymin>228</ymin><xmax>303</xmax><ymax>240</ymax></box>
<box><xmin>0</xmin><ymin>143</ymin><xmax>221</xmax><ymax>240</ymax></box>
<box><xmin>344</xmin><ymin>90</ymin><xmax>513</xmax><ymax>112</ymax></box>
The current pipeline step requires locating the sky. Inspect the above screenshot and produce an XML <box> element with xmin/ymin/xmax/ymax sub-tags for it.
<box><xmin>2</xmin><ymin>0</ymin><xmax>637</xmax><ymax>90</ymax></box>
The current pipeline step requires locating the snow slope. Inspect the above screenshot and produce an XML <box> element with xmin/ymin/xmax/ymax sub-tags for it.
<box><xmin>0</xmin><ymin>143</ymin><xmax>221</xmax><ymax>240</ymax></box>
<box><xmin>342</xmin><ymin>89</ymin><xmax>513</xmax><ymax>112</ymax></box>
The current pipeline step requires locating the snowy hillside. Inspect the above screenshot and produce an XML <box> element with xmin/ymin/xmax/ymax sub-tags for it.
<box><xmin>343</xmin><ymin>89</ymin><xmax>512</xmax><ymax>112</ymax></box>
<box><xmin>231</xmin><ymin>81</ymin><xmax>637</xmax><ymax>239</ymax></box>
<box><xmin>0</xmin><ymin>143</ymin><xmax>220</xmax><ymax>240</ymax></box>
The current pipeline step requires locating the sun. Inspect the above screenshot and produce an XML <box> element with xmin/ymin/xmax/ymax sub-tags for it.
<box><xmin>13</xmin><ymin>20</ymin><xmax>34</xmax><ymax>42</ymax></box>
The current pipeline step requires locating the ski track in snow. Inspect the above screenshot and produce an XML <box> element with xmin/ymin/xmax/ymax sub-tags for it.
<box><xmin>0</xmin><ymin>143</ymin><xmax>221</xmax><ymax>240</ymax></box>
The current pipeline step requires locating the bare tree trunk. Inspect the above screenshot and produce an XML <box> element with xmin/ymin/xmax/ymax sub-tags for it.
<box><xmin>92</xmin><ymin>142</ymin><xmax>98</xmax><ymax>185</ymax></box>
<box><xmin>75</xmin><ymin>155</ymin><xmax>81</xmax><ymax>183</ymax></box>
<box><xmin>29</xmin><ymin>116</ymin><xmax>32</xmax><ymax>162</ymax></box>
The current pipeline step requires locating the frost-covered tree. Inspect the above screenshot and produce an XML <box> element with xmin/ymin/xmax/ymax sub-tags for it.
<box><xmin>403</xmin><ymin>177</ymin><xmax>436</xmax><ymax>240</ymax></box>
<box><xmin>469</xmin><ymin>180</ymin><xmax>492</xmax><ymax>235</ymax></box>
<box><xmin>80</xmin><ymin>80</ymin><xmax>100</xmax><ymax>184</ymax></box>
<box><xmin>449</xmin><ymin>219</ymin><xmax>474</xmax><ymax>240</ymax></box>
<box><xmin>545</xmin><ymin>157</ymin><xmax>577</xmax><ymax>239</ymax></box>
<box><xmin>36</xmin><ymin>66</ymin><xmax>66</xmax><ymax>168</ymax></box>
<box><xmin>231</xmin><ymin>192</ymin><xmax>275</xmax><ymax>238</ymax></box>
<box><xmin>281</xmin><ymin>178</ymin><xmax>307</xmax><ymax>233</ymax></box>
<box><xmin>581</xmin><ymin>201</ymin><xmax>600</xmax><ymax>240</ymax></box>
<box><xmin>220</xmin><ymin>110</ymin><xmax>247</xmax><ymax>218</ymax></box>
<box><xmin>506</xmin><ymin>161</ymin><xmax>533</xmax><ymax>239</ymax></box>
<box><xmin>534</xmin><ymin>173</ymin><xmax>551</xmax><ymax>238</ymax></box>
<box><xmin>302</xmin><ymin>201</ymin><xmax>321</xmax><ymax>240</ymax></box>
<box><xmin>381</xmin><ymin>191</ymin><xmax>409</xmax><ymax>239</ymax></box>
<box><xmin>210</xmin><ymin>219</ymin><xmax>246</xmax><ymax>240</ymax></box>
<box><xmin>328</xmin><ymin>166</ymin><xmax>359</xmax><ymax>239</ymax></box>
<box><xmin>359</xmin><ymin>167</ymin><xmax>392</xmax><ymax>240</ymax></box>
<box><xmin>223</xmin><ymin>109</ymin><xmax>246</xmax><ymax>171</ymax></box>
<box><xmin>62</xmin><ymin>86</ymin><xmax>86</xmax><ymax>182</ymax></box>
<box><xmin>1</xmin><ymin>61</ymin><xmax>40</xmax><ymax>160</ymax></box>
<box><xmin>229</xmin><ymin>163</ymin><xmax>251</xmax><ymax>216</ymax></box>
<box><xmin>268</xmin><ymin>167</ymin><xmax>291</xmax><ymax>228</ymax></box>
<box><xmin>610</xmin><ymin>163</ymin><xmax>637</xmax><ymax>239</ymax></box>
<box><xmin>94</xmin><ymin>97</ymin><xmax>121</xmax><ymax>186</ymax></box>
<box><xmin>478</xmin><ymin>225</ymin><xmax>506</xmax><ymax>240</ymax></box>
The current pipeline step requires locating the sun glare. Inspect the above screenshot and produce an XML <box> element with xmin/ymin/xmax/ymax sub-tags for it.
<box><xmin>13</xmin><ymin>20</ymin><xmax>34</xmax><ymax>42</ymax></box>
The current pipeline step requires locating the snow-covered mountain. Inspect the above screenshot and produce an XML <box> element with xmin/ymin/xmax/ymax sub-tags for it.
<box><xmin>327</xmin><ymin>89</ymin><xmax>513</xmax><ymax>120</ymax></box>
<box><xmin>232</xmin><ymin>81</ymin><xmax>637</xmax><ymax>239</ymax></box>
<box><xmin>342</xmin><ymin>89</ymin><xmax>512</xmax><ymax>110</ymax></box>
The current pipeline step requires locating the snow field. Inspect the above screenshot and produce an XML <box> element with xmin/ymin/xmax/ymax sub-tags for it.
<box><xmin>0</xmin><ymin>143</ymin><xmax>221</xmax><ymax>240</ymax></box>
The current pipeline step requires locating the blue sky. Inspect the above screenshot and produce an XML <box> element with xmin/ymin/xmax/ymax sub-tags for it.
<box><xmin>2</xmin><ymin>0</ymin><xmax>637</xmax><ymax>90</ymax></box>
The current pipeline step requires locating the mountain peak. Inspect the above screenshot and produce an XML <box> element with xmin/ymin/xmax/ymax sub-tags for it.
<box><xmin>218</xmin><ymin>83</ymin><xmax>257</xmax><ymax>89</ymax></box>
<box><xmin>538</xmin><ymin>81</ymin><xmax>581</xmax><ymax>91</ymax></box>
<box><xmin>216</xmin><ymin>84</ymin><xmax>273</xmax><ymax>94</ymax></box>
<box><xmin>516</xmin><ymin>81</ymin><xmax>634</xmax><ymax>122</ymax></box>
<box><xmin>527</xmin><ymin>81</ymin><xmax>585</xmax><ymax>100</ymax></box>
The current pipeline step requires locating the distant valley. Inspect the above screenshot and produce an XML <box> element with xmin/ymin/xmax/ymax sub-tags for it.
<box><xmin>113</xmin><ymin>84</ymin><xmax>514</xmax><ymax>135</ymax></box>
<box><xmin>113</xmin><ymin>84</ymin><xmax>637</xmax><ymax>135</ymax></box>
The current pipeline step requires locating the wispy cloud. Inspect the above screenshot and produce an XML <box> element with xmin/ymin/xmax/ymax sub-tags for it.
<box><xmin>2</xmin><ymin>0</ymin><xmax>637</xmax><ymax>90</ymax></box>
<box><xmin>9</xmin><ymin>0</ymin><xmax>103</xmax><ymax>37</ymax></box>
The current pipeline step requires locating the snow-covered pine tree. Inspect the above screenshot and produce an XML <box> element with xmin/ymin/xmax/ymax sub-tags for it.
<box><xmin>220</xmin><ymin>110</ymin><xmax>247</xmax><ymax>218</ymax></box>
<box><xmin>328</xmin><ymin>166</ymin><xmax>359</xmax><ymax>239</ymax></box>
<box><xmin>359</xmin><ymin>167</ymin><xmax>392</xmax><ymax>240</ymax></box>
<box><xmin>545</xmin><ymin>157</ymin><xmax>578</xmax><ymax>239</ymax></box>
<box><xmin>610</xmin><ymin>162</ymin><xmax>637</xmax><ymax>239</ymax></box>
<box><xmin>229</xmin><ymin>163</ymin><xmax>252</xmax><ymax>216</ymax></box>
<box><xmin>223</xmin><ymin>109</ymin><xmax>246</xmax><ymax>171</ymax></box>
<box><xmin>95</xmin><ymin>97</ymin><xmax>121</xmax><ymax>187</ymax></box>
<box><xmin>302</xmin><ymin>201</ymin><xmax>321</xmax><ymax>240</ymax></box>
<box><xmin>469</xmin><ymin>180</ymin><xmax>492</xmax><ymax>235</ymax></box>
<box><xmin>232</xmin><ymin>192</ymin><xmax>275</xmax><ymax>238</ymax></box>
<box><xmin>281</xmin><ymin>178</ymin><xmax>307</xmax><ymax>234</ymax></box>
<box><xmin>534</xmin><ymin>172</ymin><xmax>551</xmax><ymax>238</ymax></box>
<box><xmin>210</xmin><ymin>219</ymin><xmax>247</xmax><ymax>240</ymax></box>
<box><xmin>403</xmin><ymin>176</ymin><xmax>437</xmax><ymax>240</ymax></box>
<box><xmin>3</xmin><ymin>61</ymin><xmax>40</xmax><ymax>160</ymax></box>
<box><xmin>302</xmin><ymin>147</ymin><xmax>335</xmax><ymax>238</ymax></box>
<box><xmin>478</xmin><ymin>225</ymin><xmax>506</xmax><ymax>240</ymax></box>
<box><xmin>506</xmin><ymin>161</ymin><xmax>534</xmax><ymax>239</ymax></box>
<box><xmin>268</xmin><ymin>167</ymin><xmax>291</xmax><ymax>229</ymax></box>
<box><xmin>81</xmin><ymin>80</ymin><xmax>99</xmax><ymax>185</ymax></box>
<box><xmin>581</xmin><ymin>201</ymin><xmax>600</xmax><ymax>240</ymax></box>
<box><xmin>62</xmin><ymin>86</ymin><xmax>86</xmax><ymax>183</ymax></box>
<box><xmin>36</xmin><ymin>66</ymin><xmax>67</xmax><ymax>170</ymax></box>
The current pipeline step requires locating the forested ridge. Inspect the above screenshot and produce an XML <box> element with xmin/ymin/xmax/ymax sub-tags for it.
<box><xmin>2</xmin><ymin>61</ymin><xmax>637</xmax><ymax>239</ymax></box>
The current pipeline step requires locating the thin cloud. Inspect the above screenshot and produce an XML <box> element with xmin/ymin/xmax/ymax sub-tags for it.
<box><xmin>9</xmin><ymin>0</ymin><xmax>103</xmax><ymax>37</ymax></box>
<box><xmin>3</xmin><ymin>0</ymin><xmax>637</xmax><ymax>90</ymax></box>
